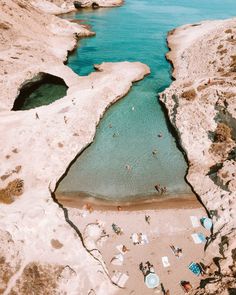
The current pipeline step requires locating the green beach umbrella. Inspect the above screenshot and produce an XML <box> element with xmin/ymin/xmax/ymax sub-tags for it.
<box><xmin>145</xmin><ymin>273</ymin><xmax>160</xmax><ymax>289</ymax></box>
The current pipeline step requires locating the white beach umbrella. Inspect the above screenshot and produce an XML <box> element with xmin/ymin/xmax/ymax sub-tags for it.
<box><xmin>145</xmin><ymin>273</ymin><xmax>160</xmax><ymax>289</ymax></box>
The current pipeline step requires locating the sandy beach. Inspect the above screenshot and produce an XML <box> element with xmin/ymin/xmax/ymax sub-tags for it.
<box><xmin>56</xmin><ymin>193</ymin><xmax>212</xmax><ymax>294</ymax></box>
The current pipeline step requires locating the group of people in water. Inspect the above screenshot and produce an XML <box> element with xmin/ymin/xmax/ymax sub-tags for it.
<box><xmin>155</xmin><ymin>184</ymin><xmax>167</xmax><ymax>194</ymax></box>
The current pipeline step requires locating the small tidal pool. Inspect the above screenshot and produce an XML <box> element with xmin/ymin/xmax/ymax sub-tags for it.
<box><xmin>57</xmin><ymin>0</ymin><xmax>236</xmax><ymax>200</ymax></box>
<box><xmin>12</xmin><ymin>74</ymin><xmax>68</xmax><ymax>111</ymax></box>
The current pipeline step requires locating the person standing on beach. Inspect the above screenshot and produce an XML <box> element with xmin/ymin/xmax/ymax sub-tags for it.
<box><xmin>145</xmin><ymin>215</ymin><xmax>151</xmax><ymax>224</ymax></box>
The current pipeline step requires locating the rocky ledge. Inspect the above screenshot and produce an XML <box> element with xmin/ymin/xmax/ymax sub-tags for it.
<box><xmin>31</xmin><ymin>0</ymin><xmax>123</xmax><ymax>15</ymax></box>
<box><xmin>0</xmin><ymin>0</ymin><xmax>149</xmax><ymax>294</ymax></box>
<box><xmin>160</xmin><ymin>18</ymin><xmax>236</xmax><ymax>294</ymax></box>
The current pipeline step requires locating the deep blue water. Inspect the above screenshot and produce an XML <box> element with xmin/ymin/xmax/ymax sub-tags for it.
<box><xmin>58</xmin><ymin>0</ymin><xmax>236</xmax><ymax>200</ymax></box>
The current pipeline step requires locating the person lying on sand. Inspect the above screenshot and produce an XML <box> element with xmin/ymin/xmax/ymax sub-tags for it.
<box><xmin>170</xmin><ymin>245</ymin><xmax>183</xmax><ymax>258</ymax></box>
<box><xmin>139</xmin><ymin>261</ymin><xmax>154</xmax><ymax>276</ymax></box>
<box><xmin>112</xmin><ymin>223</ymin><xmax>123</xmax><ymax>235</ymax></box>
<box><xmin>180</xmin><ymin>281</ymin><xmax>192</xmax><ymax>293</ymax></box>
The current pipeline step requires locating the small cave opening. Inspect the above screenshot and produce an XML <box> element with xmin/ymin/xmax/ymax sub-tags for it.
<box><xmin>12</xmin><ymin>73</ymin><xmax>68</xmax><ymax>111</ymax></box>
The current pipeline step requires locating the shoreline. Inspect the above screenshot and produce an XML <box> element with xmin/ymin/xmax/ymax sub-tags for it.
<box><xmin>56</xmin><ymin>191</ymin><xmax>202</xmax><ymax>211</ymax></box>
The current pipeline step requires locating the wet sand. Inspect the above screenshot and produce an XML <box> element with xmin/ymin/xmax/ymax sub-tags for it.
<box><xmin>56</xmin><ymin>192</ymin><xmax>202</xmax><ymax>211</ymax></box>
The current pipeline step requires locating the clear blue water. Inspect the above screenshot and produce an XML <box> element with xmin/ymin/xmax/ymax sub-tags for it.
<box><xmin>58</xmin><ymin>0</ymin><xmax>236</xmax><ymax>200</ymax></box>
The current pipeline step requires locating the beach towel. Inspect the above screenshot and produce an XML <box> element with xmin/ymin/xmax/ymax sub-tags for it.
<box><xmin>197</xmin><ymin>233</ymin><xmax>206</xmax><ymax>242</ymax></box>
<box><xmin>111</xmin><ymin>272</ymin><xmax>129</xmax><ymax>287</ymax></box>
<box><xmin>188</xmin><ymin>262</ymin><xmax>201</xmax><ymax>276</ymax></box>
<box><xmin>118</xmin><ymin>273</ymin><xmax>129</xmax><ymax>287</ymax></box>
<box><xmin>141</xmin><ymin>234</ymin><xmax>149</xmax><ymax>245</ymax></box>
<box><xmin>131</xmin><ymin>233</ymin><xmax>139</xmax><ymax>244</ymax></box>
<box><xmin>190</xmin><ymin>216</ymin><xmax>200</xmax><ymax>228</ymax></box>
<box><xmin>111</xmin><ymin>253</ymin><xmax>124</xmax><ymax>266</ymax></box>
<box><xmin>191</xmin><ymin>233</ymin><xmax>206</xmax><ymax>244</ymax></box>
<box><xmin>162</xmin><ymin>256</ymin><xmax>170</xmax><ymax>267</ymax></box>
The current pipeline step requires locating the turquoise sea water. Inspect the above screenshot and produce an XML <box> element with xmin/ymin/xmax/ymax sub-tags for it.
<box><xmin>58</xmin><ymin>0</ymin><xmax>236</xmax><ymax>200</ymax></box>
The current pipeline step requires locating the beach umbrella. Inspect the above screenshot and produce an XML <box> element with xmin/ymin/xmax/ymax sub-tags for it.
<box><xmin>201</xmin><ymin>217</ymin><xmax>213</xmax><ymax>230</ymax></box>
<box><xmin>145</xmin><ymin>273</ymin><xmax>160</xmax><ymax>289</ymax></box>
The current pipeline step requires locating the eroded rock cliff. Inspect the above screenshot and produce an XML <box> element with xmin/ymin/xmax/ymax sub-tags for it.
<box><xmin>0</xmin><ymin>0</ymin><xmax>149</xmax><ymax>294</ymax></box>
<box><xmin>161</xmin><ymin>18</ymin><xmax>236</xmax><ymax>294</ymax></box>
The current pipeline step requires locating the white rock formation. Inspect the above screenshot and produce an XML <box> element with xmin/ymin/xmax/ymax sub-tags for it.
<box><xmin>0</xmin><ymin>0</ymin><xmax>149</xmax><ymax>293</ymax></box>
<box><xmin>31</xmin><ymin>0</ymin><xmax>123</xmax><ymax>15</ymax></box>
<box><xmin>161</xmin><ymin>18</ymin><xmax>236</xmax><ymax>294</ymax></box>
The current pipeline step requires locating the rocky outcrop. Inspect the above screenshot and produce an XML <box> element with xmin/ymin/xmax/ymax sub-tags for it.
<box><xmin>73</xmin><ymin>0</ymin><xmax>124</xmax><ymax>8</ymax></box>
<box><xmin>0</xmin><ymin>0</ymin><xmax>93</xmax><ymax>111</ymax></box>
<box><xmin>30</xmin><ymin>0</ymin><xmax>123</xmax><ymax>14</ymax></box>
<box><xmin>161</xmin><ymin>18</ymin><xmax>236</xmax><ymax>294</ymax></box>
<box><xmin>0</xmin><ymin>0</ymin><xmax>149</xmax><ymax>293</ymax></box>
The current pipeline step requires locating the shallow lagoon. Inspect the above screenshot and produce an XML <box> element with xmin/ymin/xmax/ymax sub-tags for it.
<box><xmin>57</xmin><ymin>0</ymin><xmax>236</xmax><ymax>200</ymax></box>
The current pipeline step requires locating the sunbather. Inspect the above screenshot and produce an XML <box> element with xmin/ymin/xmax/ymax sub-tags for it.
<box><xmin>146</xmin><ymin>261</ymin><xmax>154</xmax><ymax>273</ymax></box>
<box><xmin>176</xmin><ymin>247</ymin><xmax>182</xmax><ymax>257</ymax></box>
<box><xmin>112</xmin><ymin>223</ymin><xmax>123</xmax><ymax>235</ymax></box>
<box><xmin>139</xmin><ymin>262</ymin><xmax>146</xmax><ymax>276</ymax></box>
<box><xmin>145</xmin><ymin>215</ymin><xmax>151</xmax><ymax>224</ymax></box>
<box><xmin>170</xmin><ymin>245</ymin><xmax>183</xmax><ymax>258</ymax></box>
<box><xmin>180</xmin><ymin>281</ymin><xmax>192</xmax><ymax>293</ymax></box>
<box><xmin>122</xmin><ymin>245</ymin><xmax>129</xmax><ymax>253</ymax></box>
<box><xmin>139</xmin><ymin>261</ymin><xmax>155</xmax><ymax>277</ymax></box>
